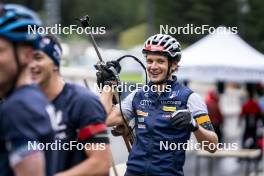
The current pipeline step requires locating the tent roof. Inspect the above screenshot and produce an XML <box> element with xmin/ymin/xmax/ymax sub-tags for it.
<box><xmin>178</xmin><ymin>27</ymin><xmax>264</xmax><ymax>82</ymax></box>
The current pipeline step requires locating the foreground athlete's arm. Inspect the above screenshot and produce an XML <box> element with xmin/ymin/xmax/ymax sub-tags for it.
<box><xmin>12</xmin><ymin>153</ymin><xmax>45</xmax><ymax>176</ymax></box>
<box><xmin>2</xmin><ymin>100</ymin><xmax>55</xmax><ymax>176</ymax></box>
<box><xmin>188</xmin><ymin>93</ymin><xmax>218</xmax><ymax>153</ymax></box>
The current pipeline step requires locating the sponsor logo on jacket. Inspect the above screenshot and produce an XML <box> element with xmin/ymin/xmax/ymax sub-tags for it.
<box><xmin>162</xmin><ymin>106</ymin><xmax>176</xmax><ymax>112</ymax></box>
<box><xmin>160</xmin><ymin>100</ymin><xmax>181</xmax><ymax>105</ymax></box>
<box><xmin>140</xmin><ymin>99</ymin><xmax>152</xmax><ymax>106</ymax></box>
<box><xmin>136</xmin><ymin>110</ymin><xmax>148</xmax><ymax>117</ymax></box>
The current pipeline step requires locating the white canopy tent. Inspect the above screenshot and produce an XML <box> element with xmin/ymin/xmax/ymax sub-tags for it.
<box><xmin>178</xmin><ymin>27</ymin><xmax>264</xmax><ymax>83</ymax></box>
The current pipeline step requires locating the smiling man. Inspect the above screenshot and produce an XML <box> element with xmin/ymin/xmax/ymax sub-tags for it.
<box><xmin>99</xmin><ymin>34</ymin><xmax>218</xmax><ymax>176</ymax></box>
<box><xmin>0</xmin><ymin>4</ymin><xmax>55</xmax><ymax>176</ymax></box>
<box><xmin>30</xmin><ymin>34</ymin><xmax>111</xmax><ymax>176</ymax></box>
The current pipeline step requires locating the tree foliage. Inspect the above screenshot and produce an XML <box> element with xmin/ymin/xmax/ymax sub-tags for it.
<box><xmin>3</xmin><ymin>0</ymin><xmax>264</xmax><ymax>52</ymax></box>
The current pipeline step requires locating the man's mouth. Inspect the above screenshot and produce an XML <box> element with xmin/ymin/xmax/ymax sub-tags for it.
<box><xmin>150</xmin><ymin>72</ymin><xmax>161</xmax><ymax>77</ymax></box>
<box><xmin>31</xmin><ymin>70</ymin><xmax>41</xmax><ymax>79</ymax></box>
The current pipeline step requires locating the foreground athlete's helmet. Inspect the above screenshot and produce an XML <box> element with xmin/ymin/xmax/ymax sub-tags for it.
<box><xmin>0</xmin><ymin>4</ymin><xmax>42</xmax><ymax>97</ymax></box>
<box><xmin>0</xmin><ymin>4</ymin><xmax>42</xmax><ymax>48</ymax></box>
<box><xmin>142</xmin><ymin>34</ymin><xmax>181</xmax><ymax>61</ymax></box>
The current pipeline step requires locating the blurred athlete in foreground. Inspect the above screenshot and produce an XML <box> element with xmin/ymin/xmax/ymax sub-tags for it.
<box><xmin>0</xmin><ymin>4</ymin><xmax>55</xmax><ymax>176</ymax></box>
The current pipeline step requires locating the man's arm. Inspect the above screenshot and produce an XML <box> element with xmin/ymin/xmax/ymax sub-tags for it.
<box><xmin>188</xmin><ymin>93</ymin><xmax>218</xmax><ymax>153</ymax></box>
<box><xmin>193</xmin><ymin>120</ymin><xmax>218</xmax><ymax>153</ymax></box>
<box><xmin>100</xmin><ymin>86</ymin><xmax>136</xmax><ymax>127</ymax></box>
<box><xmin>12</xmin><ymin>152</ymin><xmax>45</xmax><ymax>176</ymax></box>
<box><xmin>2</xmin><ymin>99</ymin><xmax>55</xmax><ymax>176</ymax></box>
<box><xmin>106</xmin><ymin>106</ymin><xmax>125</xmax><ymax>126</ymax></box>
<box><xmin>100</xmin><ymin>86</ymin><xmax>124</xmax><ymax>126</ymax></box>
<box><xmin>171</xmin><ymin>110</ymin><xmax>218</xmax><ymax>153</ymax></box>
<box><xmin>55</xmin><ymin>91</ymin><xmax>113</xmax><ymax>176</ymax></box>
<box><xmin>99</xmin><ymin>85</ymin><xmax>115</xmax><ymax>115</ymax></box>
<box><xmin>55</xmin><ymin>145</ymin><xmax>111</xmax><ymax>176</ymax></box>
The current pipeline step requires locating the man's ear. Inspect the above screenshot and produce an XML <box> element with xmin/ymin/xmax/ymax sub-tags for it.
<box><xmin>171</xmin><ymin>61</ymin><xmax>179</xmax><ymax>73</ymax></box>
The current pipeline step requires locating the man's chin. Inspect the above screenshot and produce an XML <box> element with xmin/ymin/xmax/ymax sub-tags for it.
<box><xmin>31</xmin><ymin>77</ymin><xmax>41</xmax><ymax>84</ymax></box>
<box><xmin>150</xmin><ymin>78</ymin><xmax>163</xmax><ymax>84</ymax></box>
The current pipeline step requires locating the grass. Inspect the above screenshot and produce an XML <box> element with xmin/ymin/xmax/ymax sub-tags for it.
<box><xmin>120</xmin><ymin>72</ymin><xmax>146</xmax><ymax>83</ymax></box>
<box><xmin>118</xmin><ymin>23</ymin><xmax>147</xmax><ymax>49</ymax></box>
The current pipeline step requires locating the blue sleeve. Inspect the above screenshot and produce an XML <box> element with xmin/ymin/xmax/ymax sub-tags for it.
<box><xmin>2</xmin><ymin>99</ymin><xmax>54</xmax><ymax>144</ymax></box>
<box><xmin>117</xmin><ymin>90</ymin><xmax>137</xmax><ymax>121</ymax></box>
<box><xmin>1</xmin><ymin>99</ymin><xmax>54</xmax><ymax>167</ymax></box>
<box><xmin>73</xmin><ymin>92</ymin><xmax>108</xmax><ymax>142</ymax></box>
<box><xmin>77</xmin><ymin>93</ymin><xmax>107</xmax><ymax>127</ymax></box>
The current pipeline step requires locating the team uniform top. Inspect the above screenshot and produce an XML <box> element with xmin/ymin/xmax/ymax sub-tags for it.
<box><xmin>0</xmin><ymin>85</ymin><xmax>55</xmax><ymax>176</ymax></box>
<box><xmin>118</xmin><ymin>76</ymin><xmax>214</xmax><ymax>176</ymax></box>
<box><xmin>52</xmin><ymin>83</ymin><xmax>109</xmax><ymax>172</ymax></box>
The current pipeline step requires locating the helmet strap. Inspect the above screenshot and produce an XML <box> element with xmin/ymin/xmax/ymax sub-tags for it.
<box><xmin>5</xmin><ymin>43</ymin><xmax>21</xmax><ymax>97</ymax></box>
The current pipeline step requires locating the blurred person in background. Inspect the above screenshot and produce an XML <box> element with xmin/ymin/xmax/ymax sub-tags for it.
<box><xmin>205</xmin><ymin>89</ymin><xmax>224</xmax><ymax>143</ymax></box>
<box><xmin>239</xmin><ymin>85</ymin><xmax>262</xmax><ymax>149</ymax></box>
<box><xmin>256</xmin><ymin>83</ymin><xmax>264</xmax><ymax>123</ymax></box>
<box><xmin>255</xmin><ymin>83</ymin><xmax>264</xmax><ymax>154</ymax></box>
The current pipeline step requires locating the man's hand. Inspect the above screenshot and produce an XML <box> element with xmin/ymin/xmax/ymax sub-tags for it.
<box><xmin>170</xmin><ymin>109</ymin><xmax>199</xmax><ymax>132</ymax></box>
<box><xmin>95</xmin><ymin>61</ymin><xmax>121</xmax><ymax>87</ymax></box>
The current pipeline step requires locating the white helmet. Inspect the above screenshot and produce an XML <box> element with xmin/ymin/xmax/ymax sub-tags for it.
<box><xmin>142</xmin><ymin>34</ymin><xmax>181</xmax><ymax>61</ymax></box>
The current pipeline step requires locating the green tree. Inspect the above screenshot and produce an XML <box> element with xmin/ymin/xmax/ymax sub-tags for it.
<box><xmin>243</xmin><ymin>0</ymin><xmax>264</xmax><ymax>52</ymax></box>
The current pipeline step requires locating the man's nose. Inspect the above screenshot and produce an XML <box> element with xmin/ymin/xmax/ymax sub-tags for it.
<box><xmin>29</xmin><ymin>60</ymin><xmax>37</xmax><ymax>69</ymax></box>
<box><xmin>150</xmin><ymin>61</ymin><xmax>158</xmax><ymax>69</ymax></box>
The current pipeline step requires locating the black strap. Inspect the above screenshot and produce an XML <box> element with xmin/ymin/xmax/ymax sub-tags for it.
<box><xmin>5</xmin><ymin>43</ymin><xmax>21</xmax><ymax>97</ymax></box>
